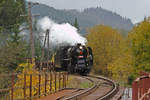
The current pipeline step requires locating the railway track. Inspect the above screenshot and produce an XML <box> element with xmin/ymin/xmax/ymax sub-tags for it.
<box><xmin>56</xmin><ymin>75</ymin><xmax>119</xmax><ymax>100</ymax></box>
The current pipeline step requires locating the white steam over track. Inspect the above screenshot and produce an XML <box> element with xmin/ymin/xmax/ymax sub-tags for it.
<box><xmin>37</xmin><ymin>16</ymin><xmax>87</xmax><ymax>46</ymax></box>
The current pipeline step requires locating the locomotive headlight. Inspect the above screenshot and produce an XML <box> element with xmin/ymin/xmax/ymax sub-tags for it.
<box><xmin>79</xmin><ymin>46</ymin><xmax>83</xmax><ymax>50</ymax></box>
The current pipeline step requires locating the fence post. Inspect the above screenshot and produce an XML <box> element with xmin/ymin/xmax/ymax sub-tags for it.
<box><xmin>45</xmin><ymin>73</ymin><xmax>47</xmax><ymax>96</ymax></box>
<box><xmin>39</xmin><ymin>74</ymin><xmax>41</xmax><ymax>98</ymax></box>
<box><xmin>11</xmin><ymin>73</ymin><xmax>14</xmax><ymax>100</ymax></box>
<box><xmin>24</xmin><ymin>73</ymin><xmax>26</xmax><ymax>100</ymax></box>
<box><xmin>63</xmin><ymin>73</ymin><xmax>65</xmax><ymax>88</ymax></box>
<box><xmin>65</xmin><ymin>73</ymin><xmax>67</xmax><ymax>88</ymax></box>
<box><xmin>29</xmin><ymin>74</ymin><xmax>32</xmax><ymax>100</ymax></box>
<box><xmin>67</xmin><ymin>72</ymin><xmax>68</xmax><ymax>83</ymax></box>
<box><xmin>59</xmin><ymin>72</ymin><xmax>61</xmax><ymax>90</ymax></box>
<box><xmin>55</xmin><ymin>72</ymin><xmax>57</xmax><ymax>92</ymax></box>
<box><xmin>50</xmin><ymin>72</ymin><xmax>52</xmax><ymax>93</ymax></box>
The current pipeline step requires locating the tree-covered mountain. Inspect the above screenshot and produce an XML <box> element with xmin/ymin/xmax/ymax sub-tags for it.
<box><xmin>31</xmin><ymin>3</ymin><xmax>133</xmax><ymax>34</ymax></box>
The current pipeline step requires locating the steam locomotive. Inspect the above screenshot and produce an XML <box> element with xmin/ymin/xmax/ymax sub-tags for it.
<box><xmin>55</xmin><ymin>43</ymin><xmax>93</xmax><ymax>75</ymax></box>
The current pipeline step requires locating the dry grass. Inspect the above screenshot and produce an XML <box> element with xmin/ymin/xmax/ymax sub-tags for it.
<box><xmin>67</xmin><ymin>75</ymin><xmax>93</xmax><ymax>89</ymax></box>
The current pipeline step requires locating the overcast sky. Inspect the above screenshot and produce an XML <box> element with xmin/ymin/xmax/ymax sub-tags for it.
<box><xmin>29</xmin><ymin>0</ymin><xmax>150</xmax><ymax>23</ymax></box>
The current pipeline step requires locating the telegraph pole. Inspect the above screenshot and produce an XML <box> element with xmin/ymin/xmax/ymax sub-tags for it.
<box><xmin>28</xmin><ymin>2</ymin><xmax>35</xmax><ymax>64</ymax></box>
<box><xmin>20</xmin><ymin>2</ymin><xmax>39</xmax><ymax>68</ymax></box>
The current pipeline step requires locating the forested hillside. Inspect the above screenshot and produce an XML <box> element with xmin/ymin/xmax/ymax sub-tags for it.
<box><xmin>31</xmin><ymin>3</ymin><xmax>133</xmax><ymax>34</ymax></box>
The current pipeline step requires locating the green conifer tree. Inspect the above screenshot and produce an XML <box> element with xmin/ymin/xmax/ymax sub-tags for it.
<box><xmin>0</xmin><ymin>0</ymin><xmax>27</xmax><ymax>33</ymax></box>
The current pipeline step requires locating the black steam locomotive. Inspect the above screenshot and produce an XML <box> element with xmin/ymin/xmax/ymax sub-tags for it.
<box><xmin>55</xmin><ymin>43</ymin><xmax>93</xmax><ymax>75</ymax></box>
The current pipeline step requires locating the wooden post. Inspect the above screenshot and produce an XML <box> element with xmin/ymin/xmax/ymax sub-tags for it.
<box><xmin>45</xmin><ymin>73</ymin><xmax>47</xmax><ymax>96</ymax></box>
<box><xmin>64</xmin><ymin>73</ymin><xmax>66</xmax><ymax>88</ymax></box>
<box><xmin>11</xmin><ymin>74</ymin><xmax>14</xmax><ymax>100</ymax></box>
<box><xmin>66</xmin><ymin>72</ymin><xmax>68</xmax><ymax>83</ymax></box>
<box><xmin>50</xmin><ymin>72</ymin><xmax>52</xmax><ymax>93</ymax></box>
<box><xmin>29</xmin><ymin>74</ymin><xmax>32</xmax><ymax>100</ymax></box>
<box><xmin>59</xmin><ymin>72</ymin><xmax>61</xmax><ymax>90</ymax></box>
<box><xmin>55</xmin><ymin>72</ymin><xmax>57</xmax><ymax>92</ymax></box>
<box><xmin>39</xmin><ymin>74</ymin><xmax>41</xmax><ymax>98</ymax></box>
<box><xmin>63</xmin><ymin>73</ymin><xmax>65</xmax><ymax>88</ymax></box>
<box><xmin>28</xmin><ymin>2</ymin><xmax>35</xmax><ymax>64</ymax></box>
<box><xmin>24</xmin><ymin>73</ymin><xmax>26</xmax><ymax>100</ymax></box>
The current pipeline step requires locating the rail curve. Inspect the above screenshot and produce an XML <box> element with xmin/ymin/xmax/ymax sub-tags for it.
<box><xmin>61</xmin><ymin>75</ymin><xmax>119</xmax><ymax>100</ymax></box>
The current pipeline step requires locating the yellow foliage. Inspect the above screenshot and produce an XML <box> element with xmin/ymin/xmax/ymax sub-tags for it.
<box><xmin>11</xmin><ymin>62</ymin><xmax>64</xmax><ymax>100</ymax></box>
<box><xmin>87</xmin><ymin>25</ymin><xmax>123</xmax><ymax>75</ymax></box>
<box><xmin>87</xmin><ymin>25</ymin><xmax>135</xmax><ymax>85</ymax></box>
<box><xmin>108</xmin><ymin>49</ymin><xmax>133</xmax><ymax>84</ymax></box>
<box><xmin>128</xmin><ymin>19</ymin><xmax>150</xmax><ymax>73</ymax></box>
<box><xmin>50</xmin><ymin>53</ymin><xmax>56</xmax><ymax>63</ymax></box>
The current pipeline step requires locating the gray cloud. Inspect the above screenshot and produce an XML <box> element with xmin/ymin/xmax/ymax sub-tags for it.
<box><xmin>29</xmin><ymin>0</ymin><xmax>150</xmax><ymax>23</ymax></box>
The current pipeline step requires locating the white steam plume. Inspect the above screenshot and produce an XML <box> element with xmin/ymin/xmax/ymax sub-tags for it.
<box><xmin>37</xmin><ymin>16</ymin><xmax>87</xmax><ymax>46</ymax></box>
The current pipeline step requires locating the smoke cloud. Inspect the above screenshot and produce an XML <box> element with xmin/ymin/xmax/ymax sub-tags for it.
<box><xmin>37</xmin><ymin>16</ymin><xmax>87</xmax><ymax>46</ymax></box>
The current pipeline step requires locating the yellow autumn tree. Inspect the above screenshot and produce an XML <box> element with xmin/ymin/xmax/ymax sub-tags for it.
<box><xmin>87</xmin><ymin>25</ymin><xmax>123</xmax><ymax>76</ymax></box>
<box><xmin>107</xmin><ymin>39</ymin><xmax>133</xmax><ymax>84</ymax></box>
<box><xmin>128</xmin><ymin>18</ymin><xmax>150</xmax><ymax>74</ymax></box>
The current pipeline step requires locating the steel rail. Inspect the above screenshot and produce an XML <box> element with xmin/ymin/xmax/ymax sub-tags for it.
<box><xmin>89</xmin><ymin>75</ymin><xmax>119</xmax><ymax>100</ymax></box>
<box><xmin>62</xmin><ymin>76</ymin><xmax>98</xmax><ymax>100</ymax></box>
<box><xmin>62</xmin><ymin>75</ymin><xmax>119</xmax><ymax>100</ymax></box>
